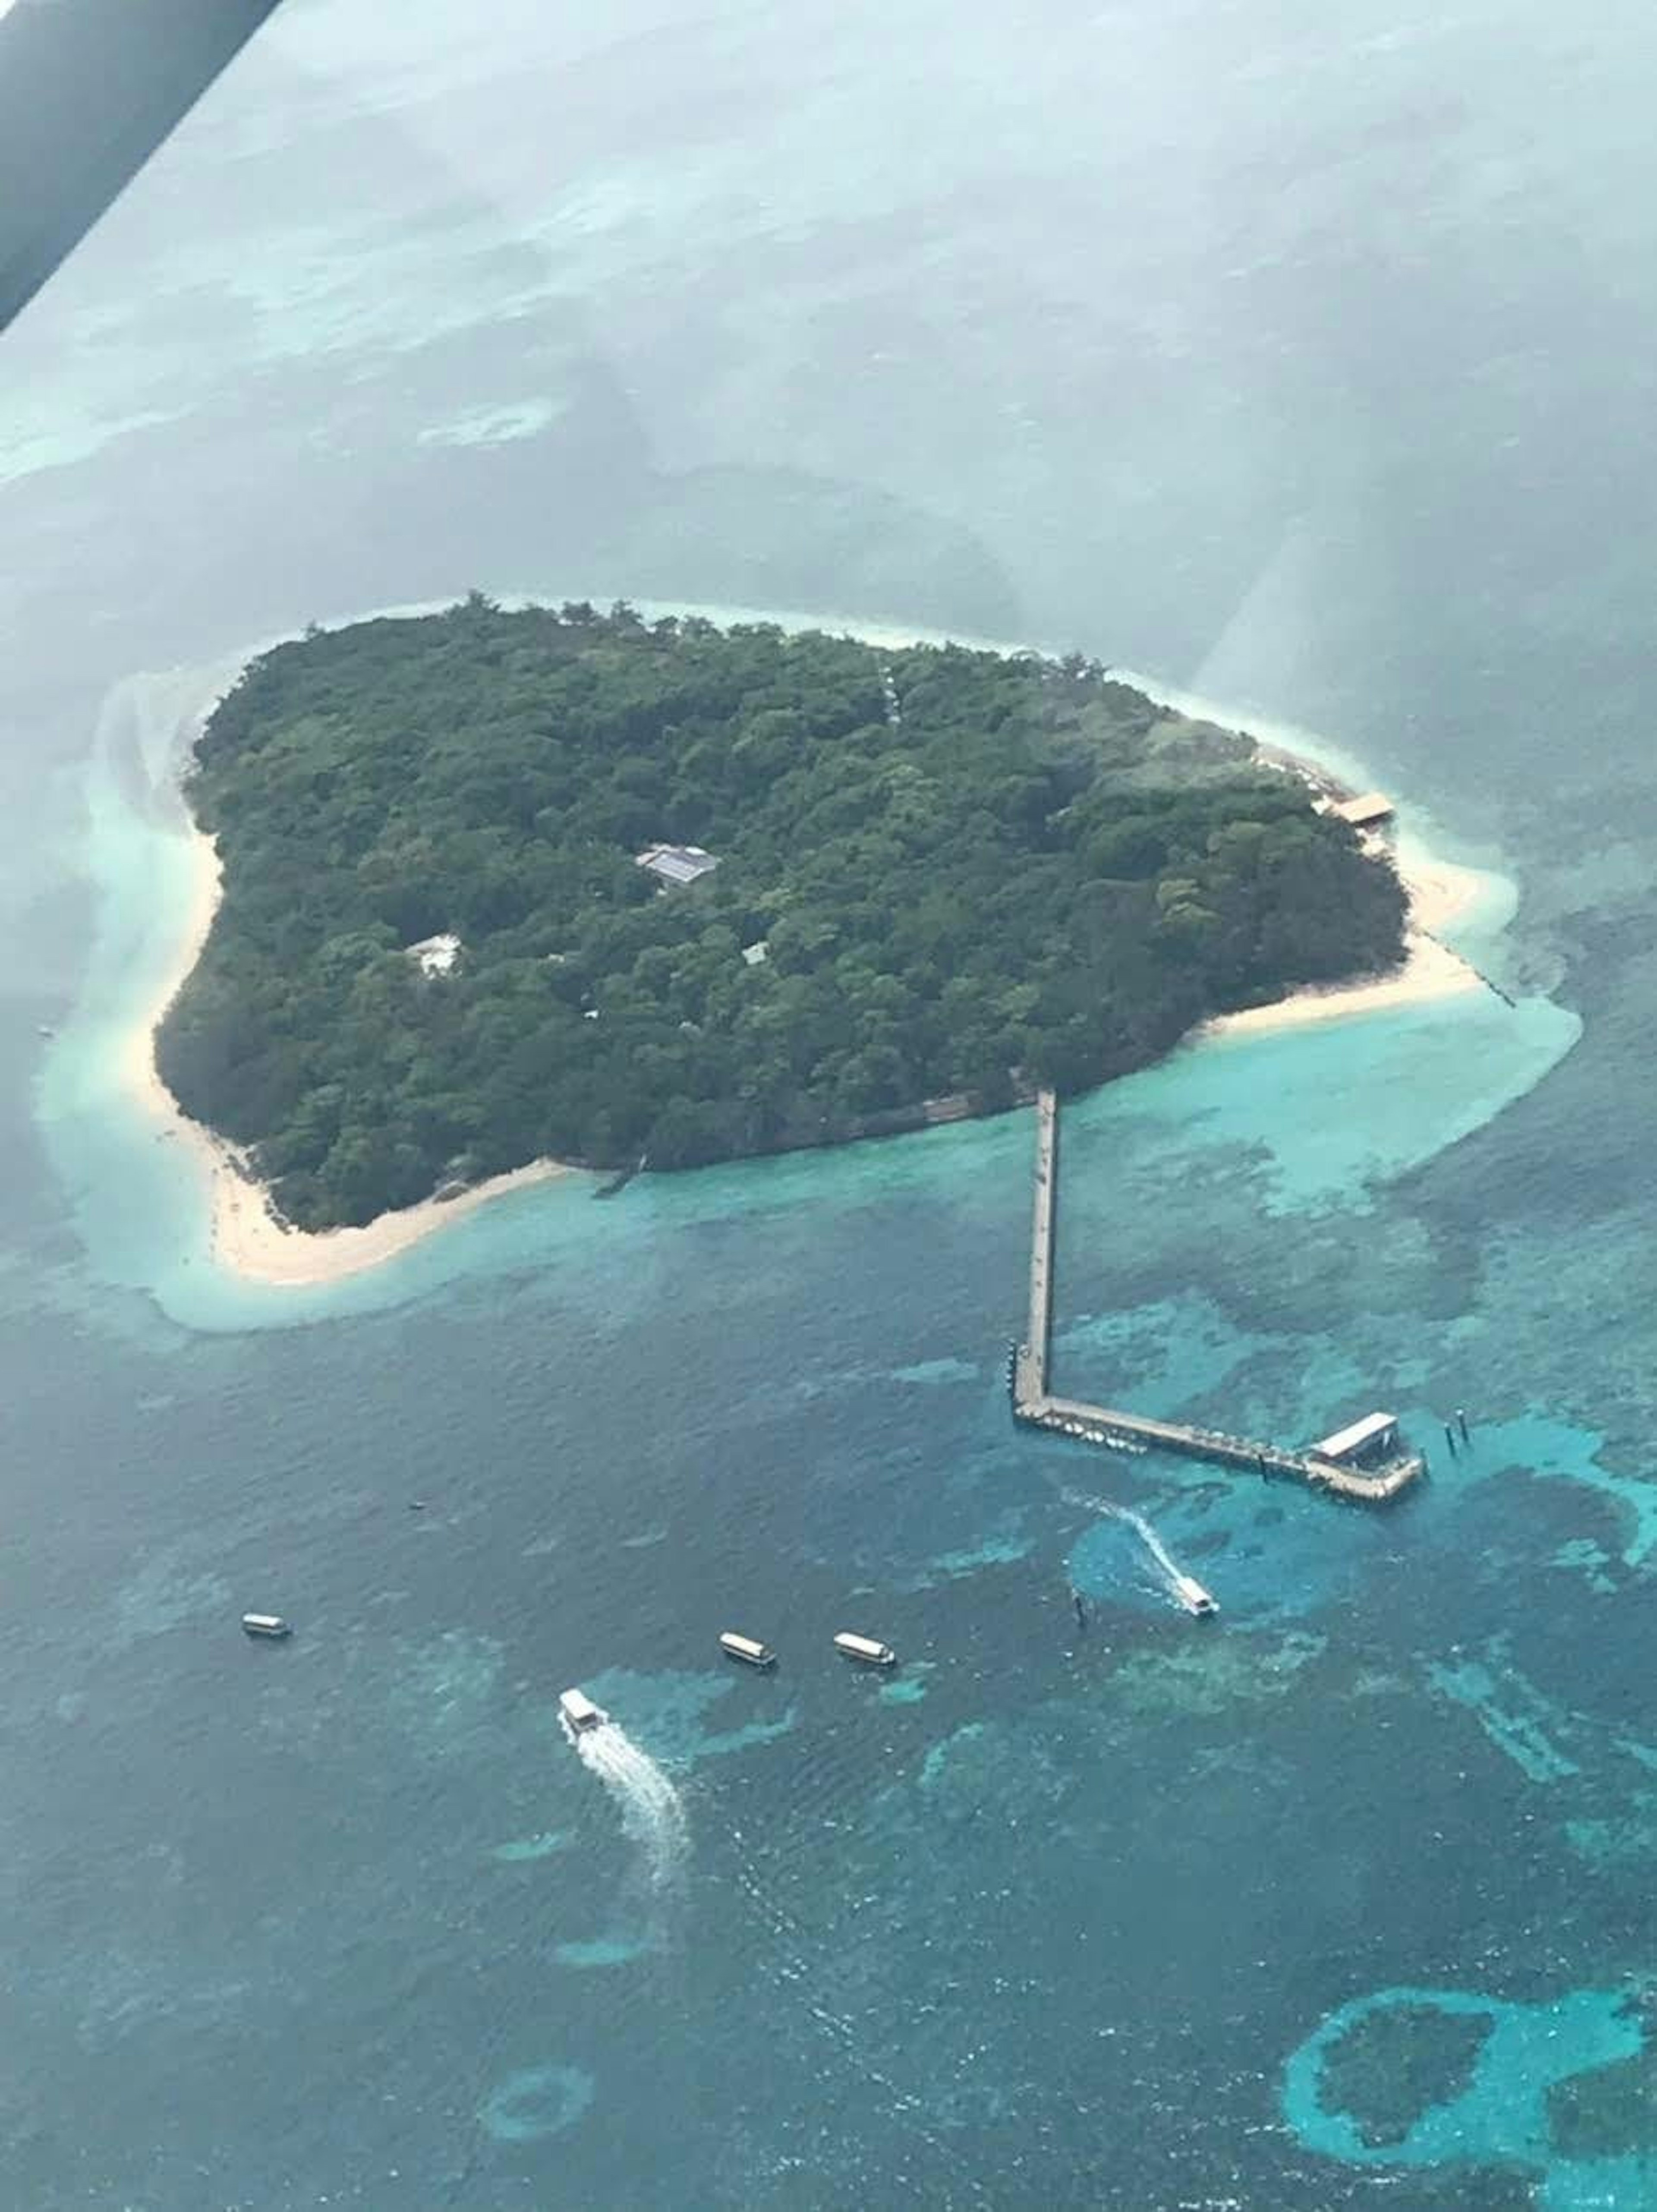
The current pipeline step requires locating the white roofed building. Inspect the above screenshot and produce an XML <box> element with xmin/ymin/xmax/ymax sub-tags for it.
<box><xmin>636</xmin><ymin>842</ymin><xmax>719</xmax><ymax>888</ymax></box>
<box><xmin>1331</xmin><ymin>792</ymin><xmax>1395</xmax><ymax>831</ymax></box>
<box><xmin>1312</xmin><ymin>1411</ymin><xmax>1399</xmax><ymax>1465</ymax></box>
<box><xmin>406</xmin><ymin>932</ymin><xmax>462</xmax><ymax>977</ymax></box>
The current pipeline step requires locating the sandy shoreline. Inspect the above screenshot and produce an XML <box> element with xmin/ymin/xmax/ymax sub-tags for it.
<box><xmin>129</xmin><ymin>800</ymin><xmax>565</xmax><ymax>1289</ymax></box>
<box><xmin>1199</xmin><ymin>851</ymin><xmax>1486</xmax><ymax>1043</ymax></box>
<box><xmin>123</xmin><ymin>619</ymin><xmax>1496</xmax><ymax>1289</ymax></box>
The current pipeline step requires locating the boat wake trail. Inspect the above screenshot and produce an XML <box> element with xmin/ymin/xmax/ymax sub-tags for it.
<box><xmin>1062</xmin><ymin>1487</ymin><xmax>1190</xmax><ymax>1607</ymax></box>
<box><xmin>568</xmin><ymin>1720</ymin><xmax>689</xmax><ymax>1892</ymax></box>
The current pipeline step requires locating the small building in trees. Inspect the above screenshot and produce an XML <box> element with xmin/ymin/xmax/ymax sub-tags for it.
<box><xmin>406</xmin><ymin>932</ymin><xmax>462</xmax><ymax>976</ymax></box>
<box><xmin>636</xmin><ymin>842</ymin><xmax>719</xmax><ymax>888</ymax></box>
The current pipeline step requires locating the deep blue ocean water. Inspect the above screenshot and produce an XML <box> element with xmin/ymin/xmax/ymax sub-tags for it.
<box><xmin>9</xmin><ymin>2</ymin><xmax>1657</xmax><ymax>2204</ymax></box>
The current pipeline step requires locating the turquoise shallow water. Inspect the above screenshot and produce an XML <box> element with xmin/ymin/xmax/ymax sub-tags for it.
<box><xmin>11</xmin><ymin>1</ymin><xmax>1657</xmax><ymax>2203</ymax></box>
<box><xmin>19</xmin><ymin>647</ymin><xmax>1620</xmax><ymax>2209</ymax></box>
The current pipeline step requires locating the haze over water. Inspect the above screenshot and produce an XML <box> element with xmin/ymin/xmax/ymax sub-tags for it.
<box><xmin>6</xmin><ymin>2</ymin><xmax>1657</xmax><ymax>2203</ymax></box>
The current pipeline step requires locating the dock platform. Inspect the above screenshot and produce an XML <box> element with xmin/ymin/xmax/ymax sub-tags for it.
<box><xmin>1010</xmin><ymin>1090</ymin><xmax>1423</xmax><ymax>1504</ymax></box>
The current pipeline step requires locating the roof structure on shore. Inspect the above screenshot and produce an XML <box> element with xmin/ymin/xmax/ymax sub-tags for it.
<box><xmin>1331</xmin><ymin>792</ymin><xmax>1395</xmax><ymax>828</ymax></box>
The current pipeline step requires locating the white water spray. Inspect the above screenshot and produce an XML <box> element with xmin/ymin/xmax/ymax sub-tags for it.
<box><xmin>1062</xmin><ymin>1487</ymin><xmax>1190</xmax><ymax>1607</ymax></box>
<box><xmin>565</xmin><ymin>1716</ymin><xmax>689</xmax><ymax>1891</ymax></box>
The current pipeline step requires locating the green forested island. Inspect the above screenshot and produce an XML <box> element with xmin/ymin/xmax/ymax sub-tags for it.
<box><xmin>158</xmin><ymin>599</ymin><xmax>1407</xmax><ymax>1229</ymax></box>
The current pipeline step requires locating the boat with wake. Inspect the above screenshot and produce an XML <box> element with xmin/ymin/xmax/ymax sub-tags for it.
<box><xmin>559</xmin><ymin>1686</ymin><xmax>608</xmax><ymax>1736</ymax></box>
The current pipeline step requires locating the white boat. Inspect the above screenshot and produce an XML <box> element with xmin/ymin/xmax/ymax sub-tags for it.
<box><xmin>241</xmin><ymin>1613</ymin><xmax>291</xmax><ymax>1640</ymax></box>
<box><xmin>719</xmin><ymin>1632</ymin><xmax>776</xmax><ymax>1669</ymax></box>
<box><xmin>558</xmin><ymin>1687</ymin><xmax>606</xmax><ymax>1733</ymax></box>
<box><xmin>1173</xmin><ymin>1575</ymin><xmax>1218</xmax><ymax>1619</ymax></box>
<box><xmin>833</xmin><ymin>1631</ymin><xmax>896</xmax><ymax>1667</ymax></box>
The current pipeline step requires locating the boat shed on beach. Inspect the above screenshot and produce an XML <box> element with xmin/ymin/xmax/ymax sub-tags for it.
<box><xmin>1331</xmin><ymin>792</ymin><xmax>1395</xmax><ymax>830</ymax></box>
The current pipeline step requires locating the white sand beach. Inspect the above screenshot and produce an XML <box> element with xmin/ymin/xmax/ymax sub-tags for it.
<box><xmin>1200</xmin><ymin>851</ymin><xmax>1486</xmax><ymax>1043</ymax></box>
<box><xmin>127</xmin><ymin>811</ymin><xmax>564</xmax><ymax>1289</ymax></box>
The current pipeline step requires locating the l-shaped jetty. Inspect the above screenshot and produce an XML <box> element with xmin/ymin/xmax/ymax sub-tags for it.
<box><xmin>1009</xmin><ymin>1091</ymin><xmax>1423</xmax><ymax>1503</ymax></box>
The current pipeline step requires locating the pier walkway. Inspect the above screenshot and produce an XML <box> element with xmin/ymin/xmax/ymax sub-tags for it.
<box><xmin>1013</xmin><ymin>1077</ymin><xmax>1059</xmax><ymax>1408</ymax></box>
<box><xmin>1010</xmin><ymin>1090</ymin><xmax>1423</xmax><ymax>1504</ymax></box>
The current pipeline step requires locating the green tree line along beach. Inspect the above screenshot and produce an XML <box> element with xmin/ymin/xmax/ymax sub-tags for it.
<box><xmin>156</xmin><ymin>599</ymin><xmax>1407</xmax><ymax>1230</ymax></box>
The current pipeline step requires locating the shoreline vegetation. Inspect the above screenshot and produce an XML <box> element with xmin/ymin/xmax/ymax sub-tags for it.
<box><xmin>132</xmin><ymin>601</ymin><xmax>1487</xmax><ymax>1288</ymax></box>
<box><xmin>129</xmin><ymin>809</ymin><xmax>565</xmax><ymax>1286</ymax></box>
<box><xmin>1199</xmin><ymin>854</ymin><xmax>1481</xmax><ymax>1042</ymax></box>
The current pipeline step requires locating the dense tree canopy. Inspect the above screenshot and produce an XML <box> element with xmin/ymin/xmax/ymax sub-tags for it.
<box><xmin>158</xmin><ymin>599</ymin><xmax>1407</xmax><ymax>1228</ymax></box>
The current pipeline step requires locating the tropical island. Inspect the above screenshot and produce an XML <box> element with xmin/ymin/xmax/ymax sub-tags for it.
<box><xmin>156</xmin><ymin>597</ymin><xmax>1410</xmax><ymax>1233</ymax></box>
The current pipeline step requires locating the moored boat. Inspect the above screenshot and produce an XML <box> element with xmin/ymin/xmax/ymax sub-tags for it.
<box><xmin>719</xmin><ymin>1631</ymin><xmax>776</xmax><ymax>1669</ymax></box>
<box><xmin>833</xmin><ymin>1631</ymin><xmax>896</xmax><ymax>1667</ymax></box>
<box><xmin>241</xmin><ymin>1612</ymin><xmax>291</xmax><ymax>1639</ymax></box>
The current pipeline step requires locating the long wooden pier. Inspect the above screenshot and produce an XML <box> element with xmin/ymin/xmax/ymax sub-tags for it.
<box><xmin>1013</xmin><ymin>1078</ymin><xmax>1059</xmax><ymax>1407</ymax></box>
<box><xmin>1010</xmin><ymin>1090</ymin><xmax>1423</xmax><ymax>1504</ymax></box>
